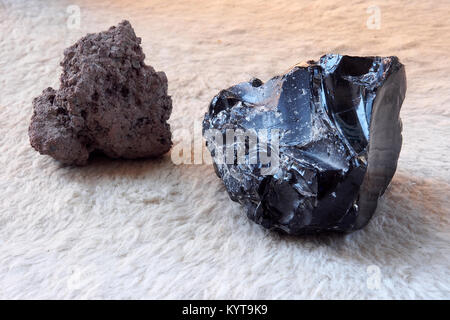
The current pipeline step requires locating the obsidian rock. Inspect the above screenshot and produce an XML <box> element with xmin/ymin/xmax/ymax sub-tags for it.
<box><xmin>203</xmin><ymin>54</ymin><xmax>406</xmax><ymax>234</ymax></box>
<box><xmin>29</xmin><ymin>20</ymin><xmax>172</xmax><ymax>165</ymax></box>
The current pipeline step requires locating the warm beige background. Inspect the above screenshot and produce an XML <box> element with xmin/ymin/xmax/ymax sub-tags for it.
<box><xmin>0</xmin><ymin>0</ymin><xmax>449</xmax><ymax>299</ymax></box>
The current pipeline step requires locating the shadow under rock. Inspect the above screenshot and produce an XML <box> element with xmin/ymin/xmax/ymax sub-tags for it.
<box><xmin>56</xmin><ymin>151</ymin><xmax>176</xmax><ymax>183</ymax></box>
<box><xmin>265</xmin><ymin>171</ymin><xmax>450</xmax><ymax>266</ymax></box>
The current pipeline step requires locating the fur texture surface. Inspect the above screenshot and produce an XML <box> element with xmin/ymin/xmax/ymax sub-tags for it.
<box><xmin>0</xmin><ymin>0</ymin><xmax>449</xmax><ymax>299</ymax></box>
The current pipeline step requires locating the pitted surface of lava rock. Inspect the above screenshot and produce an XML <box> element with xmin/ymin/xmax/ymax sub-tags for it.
<box><xmin>203</xmin><ymin>54</ymin><xmax>406</xmax><ymax>234</ymax></box>
<box><xmin>29</xmin><ymin>20</ymin><xmax>172</xmax><ymax>165</ymax></box>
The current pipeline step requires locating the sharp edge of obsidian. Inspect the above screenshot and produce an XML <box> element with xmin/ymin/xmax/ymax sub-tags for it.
<box><xmin>202</xmin><ymin>54</ymin><xmax>407</xmax><ymax>235</ymax></box>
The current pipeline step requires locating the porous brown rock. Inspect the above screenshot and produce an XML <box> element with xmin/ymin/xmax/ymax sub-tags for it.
<box><xmin>29</xmin><ymin>20</ymin><xmax>172</xmax><ymax>165</ymax></box>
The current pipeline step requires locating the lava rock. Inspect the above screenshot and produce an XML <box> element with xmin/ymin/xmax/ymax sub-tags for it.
<box><xmin>29</xmin><ymin>20</ymin><xmax>172</xmax><ymax>165</ymax></box>
<box><xmin>203</xmin><ymin>54</ymin><xmax>406</xmax><ymax>234</ymax></box>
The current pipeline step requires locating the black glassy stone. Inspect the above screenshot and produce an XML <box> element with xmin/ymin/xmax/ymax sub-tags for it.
<box><xmin>202</xmin><ymin>54</ymin><xmax>406</xmax><ymax>235</ymax></box>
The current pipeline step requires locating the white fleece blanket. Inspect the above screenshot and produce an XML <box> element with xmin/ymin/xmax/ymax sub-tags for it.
<box><xmin>0</xmin><ymin>0</ymin><xmax>449</xmax><ymax>299</ymax></box>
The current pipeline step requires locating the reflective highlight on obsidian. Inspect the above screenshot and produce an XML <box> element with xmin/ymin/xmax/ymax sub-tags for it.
<box><xmin>203</xmin><ymin>54</ymin><xmax>406</xmax><ymax>234</ymax></box>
